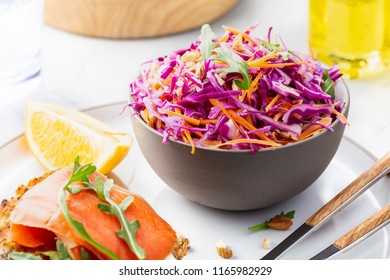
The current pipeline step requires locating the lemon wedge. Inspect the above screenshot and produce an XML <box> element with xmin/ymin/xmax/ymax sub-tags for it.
<box><xmin>24</xmin><ymin>101</ymin><xmax>132</xmax><ymax>174</ymax></box>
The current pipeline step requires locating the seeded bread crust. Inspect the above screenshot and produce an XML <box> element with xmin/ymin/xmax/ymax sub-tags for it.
<box><xmin>0</xmin><ymin>170</ymin><xmax>189</xmax><ymax>260</ymax></box>
<box><xmin>0</xmin><ymin>171</ymin><xmax>54</xmax><ymax>259</ymax></box>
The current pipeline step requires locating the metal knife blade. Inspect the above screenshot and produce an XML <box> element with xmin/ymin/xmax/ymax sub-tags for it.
<box><xmin>261</xmin><ymin>223</ymin><xmax>312</xmax><ymax>260</ymax></box>
<box><xmin>310</xmin><ymin>244</ymin><xmax>340</xmax><ymax>260</ymax></box>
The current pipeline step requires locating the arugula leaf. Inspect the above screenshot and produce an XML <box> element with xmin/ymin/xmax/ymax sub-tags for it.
<box><xmin>279</xmin><ymin>51</ymin><xmax>292</xmax><ymax>61</ymax></box>
<box><xmin>321</xmin><ymin>69</ymin><xmax>335</xmax><ymax>98</ymax></box>
<box><xmin>261</xmin><ymin>40</ymin><xmax>280</xmax><ymax>52</ymax></box>
<box><xmin>56</xmin><ymin>239</ymin><xmax>71</xmax><ymax>260</ymax></box>
<box><xmin>40</xmin><ymin>251</ymin><xmax>60</xmax><ymax>260</ymax></box>
<box><xmin>81</xmin><ymin>248</ymin><xmax>90</xmax><ymax>260</ymax></box>
<box><xmin>98</xmin><ymin>179</ymin><xmax>146</xmax><ymax>260</ymax></box>
<box><xmin>67</xmin><ymin>156</ymin><xmax>96</xmax><ymax>185</ymax></box>
<box><xmin>59</xmin><ymin>156</ymin><xmax>146</xmax><ymax>260</ymax></box>
<box><xmin>42</xmin><ymin>240</ymin><xmax>73</xmax><ymax>260</ymax></box>
<box><xmin>211</xmin><ymin>45</ymin><xmax>251</xmax><ymax>90</ymax></box>
<box><xmin>261</xmin><ymin>40</ymin><xmax>293</xmax><ymax>61</ymax></box>
<box><xmin>248</xmin><ymin>210</ymin><xmax>295</xmax><ymax>231</ymax></box>
<box><xmin>59</xmin><ymin>190</ymin><xmax>120</xmax><ymax>260</ymax></box>
<box><xmin>8</xmin><ymin>240</ymin><xmax>73</xmax><ymax>260</ymax></box>
<box><xmin>95</xmin><ymin>176</ymin><xmax>106</xmax><ymax>201</ymax></box>
<box><xmin>261</xmin><ymin>38</ymin><xmax>296</xmax><ymax>61</ymax></box>
<box><xmin>199</xmin><ymin>24</ymin><xmax>217</xmax><ymax>61</ymax></box>
<box><xmin>59</xmin><ymin>157</ymin><xmax>120</xmax><ymax>260</ymax></box>
<box><xmin>8</xmin><ymin>252</ymin><xmax>43</xmax><ymax>260</ymax></box>
<box><xmin>119</xmin><ymin>196</ymin><xmax>134</xmax><ymax>211</ymax></box>
<box><xmin>97</xmin><ymin>202</ymin><xmax>112</xmax><ymax>213</ymax></box>
<box><xmin>67</xmin><ymin>185</ymin><xmax>88</xmax><ymax>195</ymax></box>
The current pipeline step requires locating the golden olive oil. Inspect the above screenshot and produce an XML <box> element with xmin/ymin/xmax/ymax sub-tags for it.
<box><xmin>309</xmin><ymin>0</ymin><xmax>389</xmax><ymax>79</ymax></box>
<box><xmin>385</xmin><ymin>0</ymin><xmax>390</xmax><ymax>65</ymax></box>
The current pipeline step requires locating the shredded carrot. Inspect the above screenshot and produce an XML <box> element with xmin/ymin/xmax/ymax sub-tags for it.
<box><xmin>252</xmin><ymin>61</ymin><xmax>306</xmax><ymax>69</ymax></box>
<box><xmin>265</xmin><ymin>94</ymin><xmax>280</xmax><ymax>112</ymax></box>
<box><xmin>247</xmin><ymin>56</ymin><xmax>255</xmax><ymax>62</ymax></box>
<box><xmin>333</xmin><ymin>109</ymin><xmax>350</xmax><ymax>125</ymax></box>
<box><xmin>247</xmin><ymin>53</ymin><xmax>277</xmax><ymax>67</ymax></box>
<box><xmin>209</xmin><ymin>99</ymin><xmax>231</xmax><ymax>118</ymax></box>
<box><xmin>268</xmin><ymin>131</ymin><xmax>293</xmax><ymax>145</ymax></box>
<box><xmin>152</xmin><ymin>83</ymin><xmax>162</xmax><ymax>90</ymax></box>
<box><xmin>141</xmin><ymin>109</ymin><xmax>149</xmax><ymax>124</ymax></box>
<box><xmin>298</xmin><ymin>118</ymin><xmax>332</xmax><ymax>140</ymax></box>
<box><xmin>156</xmin><ymin>119</ymin><xmax>162</xmax><ymax>129</ymax></box>
<box><xmin>199</xmin><ymin>119</ymin><xmax>218</xmax><ymax>125</ymax></box>
<box><xmin>291</xmin><ymin>113</ymin><xmax>302</xmax><ymax>120</ymax></box>
<box><xmin>245</xmin><ymin>72</ymin><xmax>262</xmax><ymax>105</ymax></box>
<box><xmin>218</xmin><ymin>34</ymin><xmax>229</xmax><ymax>43</ymax></box>
<box><xmin>229</xmin><ymin>110</ymin><xmax>276</xmax><ymax>143</ymax></box>
<box><xmin>183</xmin><ymin>129</ymin><xmax>196</xmax><ymax>154</ymax></box>
<box><xmin>222</xmin><ymin>25</ymin><xmax>257</xmax><ymax>45</ymax></box>
<box><xmin>239</xmin><ymin>90</ymin><xmax>246</xmax><ymax>103</ymax></box>
<box><xmin>245</xmin><ymin>114</ymin><xmax>254</xmax><ymax>126</ymax></box>
<box><xmin>212</xmin><ymin>138</ymin><xmax>281</xmax><ymax>148</ymax></box>
<box><xmin>273</xmin><ymin>112</ymin><xmax>284</xmax><ymax>122</ymax></box>
<box><xmin>298</xmin><ymin>126</ymin><xmax>325</xmax><ymax>140</ymax></box>
<box><xmin>210</xmin><ymin>99</ymin><xmax>276</xmax><ymax>144</ymax></box>
<box><xmin>210</xmin><ymin>99</ymin><xmax>244</xmax><ymax>135</ymax></box>
<box><xmin>165</xmin><ymin>110</ymin><xmax>201</xmax><ymax>126</ymax></box>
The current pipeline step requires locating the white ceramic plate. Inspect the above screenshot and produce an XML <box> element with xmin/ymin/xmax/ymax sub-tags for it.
<box><xmin>1</xmin><ymin>102</ymin><xmax>389</xmax><ymax>260</ymax></box>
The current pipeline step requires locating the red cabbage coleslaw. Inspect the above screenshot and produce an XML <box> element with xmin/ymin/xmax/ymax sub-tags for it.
<box><xmin>129</xmin><ymin>23</ymin><xmax>349</xmax><ymax>154</ymax></box>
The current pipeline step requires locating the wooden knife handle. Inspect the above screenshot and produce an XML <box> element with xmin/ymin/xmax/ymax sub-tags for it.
<box><xmin>334</xmin><ymin>204</ymin><xmax>390</xmax><ymax>249</ymax></box>
<box><xmin>306</xmin><ymin>151</ymin><xmax>390</xmax><ymax>227</ymax></box>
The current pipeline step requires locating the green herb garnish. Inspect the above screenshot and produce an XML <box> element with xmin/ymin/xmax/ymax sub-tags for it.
<box><xmin>80</xmin><ymin>247</ymin><xmax>91</xmax><ymax>260</ymax></box>
<box><xmin>199</xmin><ymin>24</ymin><xmax>217</xmax><ymax>61</ymax></box>
<box><xmin>8</xmin><ymin>240</ymin><xmax>72</xmax><ymax>260</ymax></box>
<box><xmin>58</xmin><ymin>159</ymin><xmax>118</xmax><ymax>259</ymax></box>
<box><xmin>56</xmin><ymin>239</ymin><xmax>71</xmax><ymax>260</ymax></box>
<box><xmin>280</xmin><ymin>210</ymin><xmax>295</xmax><ymax>219</ymax></box>
<box><xmin>96</xmin><ymin>177</ymin><xmax>146</xmax><ymax>260</ymax></box>
<box><xmin>248</xmin><ymin>221</ymin><xmax>270</xmax><ymax>231</ymax></box>
<box><xmin>321</xmin><ymin>69</ymin><xmax>335</xmax><ymax>98</ymax></box>
<box><xmin>39</xmin><ymin>240</ymin><xmax>71</xmax><ymax>260</ymax></box>
<box><xmin>8</xmin><ymin>252</ymin><xmax>43</xmax><ymax>260</ymax></box>
<box><xmin>211</xmin><ymin>45</ymin><xmax>251</xmax><ymax>90</ymax></box>
<box><xmin>261</xmin><ymin>40</ymin><xmax>280</xmax><ymax>53</ymax></box>
<box><xmin>248</xmin><ymin>210</ymin><xmax>295</xmax><ymax>231</ymax></box>
<box><xmin>261</xmin><ymin>40</ymin><xmax>293</xmax><ymax>61</ymax></box>
<box><xmin>59</xmin><ymin>156</ymin><xmax>145</xmax><ymax>260</ymax></box>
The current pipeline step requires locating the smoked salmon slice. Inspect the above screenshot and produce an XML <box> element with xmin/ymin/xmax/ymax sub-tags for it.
<box><xmin>6</xmin><ymin>167</ymin><xmax>177</xmax><ymax>260</ymax></box>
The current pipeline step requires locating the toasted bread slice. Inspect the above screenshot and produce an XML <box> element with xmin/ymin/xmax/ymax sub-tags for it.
<box><xmin>0</xmin><ymin>171</ymin><xmax>54</xmax><ymax>259</ymax></box>
<box><xmin>0</xmin><ymin>170</ymin><xmax>189</xmax><ymax>260</ymax></box>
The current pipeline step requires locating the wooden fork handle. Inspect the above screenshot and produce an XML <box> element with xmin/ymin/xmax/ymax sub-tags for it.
<box><xmin>306</xmin><ymin>151</ymin><xmax>390</xmax><ymax>227</ymax></box>
<box><xmin>334</xmin><ymin>203</ymin><xmax>390</xmax><ymax>249</ymax></box>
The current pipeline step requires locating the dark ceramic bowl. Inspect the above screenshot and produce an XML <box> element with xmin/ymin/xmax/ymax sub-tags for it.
<box><xmin>129</xmin><ymin>80</ymin><xmax>350</xmax><ymax>211</ymax></box>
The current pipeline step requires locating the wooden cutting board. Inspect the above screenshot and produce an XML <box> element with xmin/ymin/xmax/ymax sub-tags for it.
<box><xmin>44</xmin><ymin>0</ymin><xmax>238</xmax><ymax>38</ymax></box>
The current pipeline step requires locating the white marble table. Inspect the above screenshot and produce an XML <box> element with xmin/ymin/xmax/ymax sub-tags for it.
<box><xmin>1</xmin><ymin>0</ymin><xmax>389</xmax><ymax>160</ymax></box>
<box><xmin>0</xmin><ymin>0</ymin><xmax>388</xmax><ymax>154</ymax></box>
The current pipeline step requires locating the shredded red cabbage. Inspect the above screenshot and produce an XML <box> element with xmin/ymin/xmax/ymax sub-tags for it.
<box><xmin>129</xmin><ymin>23</ymin><xmax>348</xmax><ymax>153</ymax></box>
